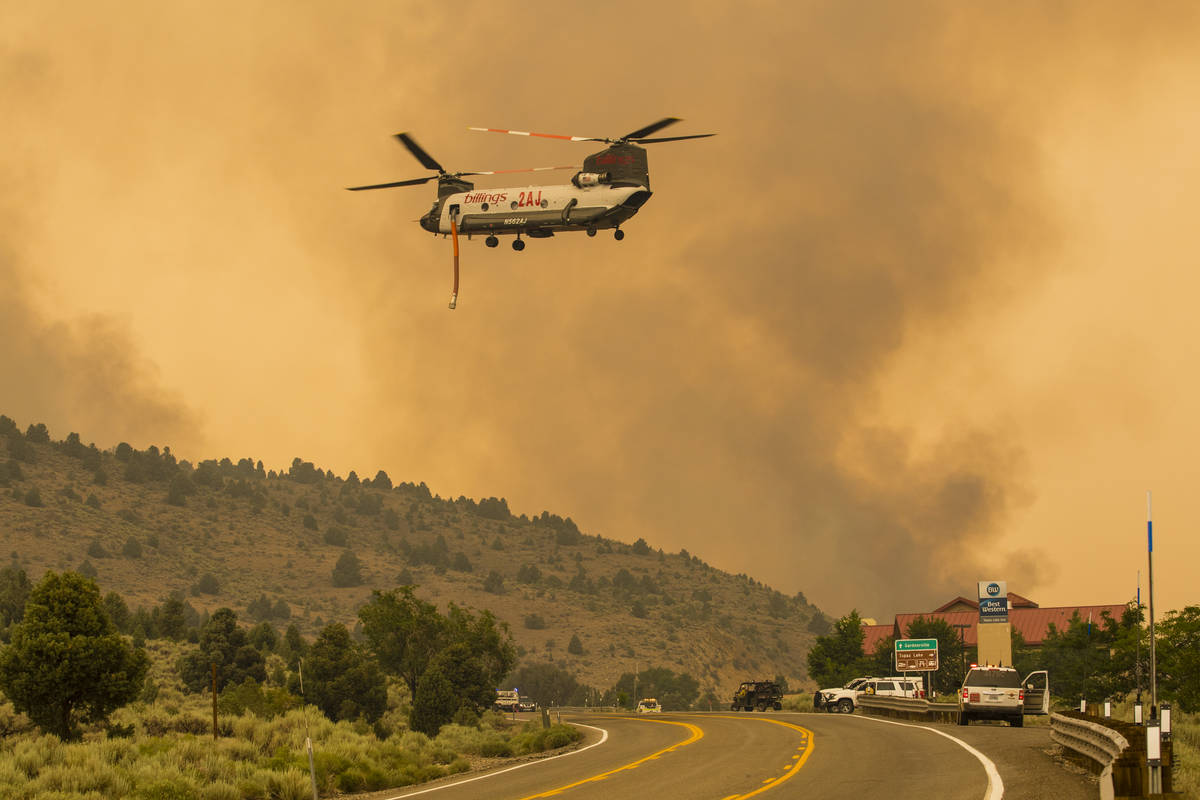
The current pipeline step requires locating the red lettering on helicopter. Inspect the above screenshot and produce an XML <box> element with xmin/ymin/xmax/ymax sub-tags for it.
<box><xmin>464</xmin><ymin>191</ymin><xmax>507</xmax><ymax>204</ymax></box>
<box><xmin>595</xmin><ymin>153</ymin><xmax>634</xmax><ymax>165</ymax></box>
<box><xmin>517</xmin><ymin>190</ymin><xmax>543</xmax><ymax>208</ymax></box>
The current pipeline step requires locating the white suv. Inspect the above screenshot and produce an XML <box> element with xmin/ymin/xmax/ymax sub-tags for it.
<box><xmin>958</xmin><ymin>666</ymin><xmax>1024</xmax><ymax>726</ymax></box>
<box><xmin>818</xmin><ymin>676</ymin><xmax>921</xmax><ymax>713</ymax></box>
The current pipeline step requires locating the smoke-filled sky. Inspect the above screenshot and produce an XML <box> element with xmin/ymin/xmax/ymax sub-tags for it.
<box><xmin>3</xmin><ymin>2</ymin><xmax>1199</xmax><ymax>619</ymax></box>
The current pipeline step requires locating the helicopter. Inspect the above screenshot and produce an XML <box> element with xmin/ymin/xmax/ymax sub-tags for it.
<box><xmin>347</xmin><ymin>118</ymin><xmax>714</xmax><ymax>308</ymax></box>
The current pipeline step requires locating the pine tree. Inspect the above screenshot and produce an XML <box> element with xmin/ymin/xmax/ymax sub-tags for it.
<box><xmin>0</xmin><ymin>572</ymin><xmax>147</xmax><ymax>739</ymax></box>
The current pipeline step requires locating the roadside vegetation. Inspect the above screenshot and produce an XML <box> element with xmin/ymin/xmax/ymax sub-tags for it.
<box><xmin>0</xmin><ymin>564</ymin><xmax>591</xmax><ymax>799</ymax></box>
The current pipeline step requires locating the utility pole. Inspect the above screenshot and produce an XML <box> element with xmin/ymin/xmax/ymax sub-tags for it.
<box><xmin>1147</xmin><ymin>492</ymin><xmax>1157</xmax><ymax>715</ymax></box>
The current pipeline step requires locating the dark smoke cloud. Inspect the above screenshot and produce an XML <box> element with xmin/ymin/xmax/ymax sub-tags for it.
<box><xmin>4</xmin><ymin>1</ymin><xmax>1196</xmax><ymax>617</ymax></box>
<box><xmin>0</xmin><ymin>257</ymin><xmax>200</xmax><ymax>452</ymax></box>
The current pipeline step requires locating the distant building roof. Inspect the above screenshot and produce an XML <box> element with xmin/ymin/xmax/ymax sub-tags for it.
<box><xmin>931</xmin><ymin>593</ymin><xmax>1039</xmax><ymax>614</ymax></box>
<box><xmin>878</xmin><ymin>603</ymin><xmax>1130</xmax><ymax>652</ymax></box>
<box><xmin>862</xmin><ymin>623</ymin><xmax>895</xmax><ymax>654</ymax></box>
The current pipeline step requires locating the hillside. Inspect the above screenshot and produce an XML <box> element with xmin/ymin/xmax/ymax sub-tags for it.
<box><xmin>0</xmin><ymin>415</ymin><xmax>829</xmax><ymax>697</ymax></box>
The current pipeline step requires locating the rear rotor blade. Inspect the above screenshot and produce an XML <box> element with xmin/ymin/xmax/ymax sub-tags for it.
<box><xmin>346</xmin><ymin>175</ymin><xmax>437</xmax><ymax>191</ymax></box>
<box><xmin>472</xmin><ymin>165</ymin><xmax>577</xmax><ymax>175</ymax></box>
<box><xmin>631</xmin><ymin>133</ymin><xmax>716</xmax><ymax>144</ymax></box>
<box><xmin>395</xmin><ymin>132</ymin><xmax>445</xmax><ymax>173</ymax></box>
<box><xmin>622</xmin><ymin>118</ymin><xmax>682</xmax><ymax>141</ymax></box>
<box><xmin>469</xmin><ymin>126</ymin><xmax>597</xmax><ymax>142</ymax></box>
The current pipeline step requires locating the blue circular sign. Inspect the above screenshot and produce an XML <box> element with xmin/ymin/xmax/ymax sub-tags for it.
<box><xmin>986</xmin><ymin>582</ymin><xmax>1001</xmax><ymax>596</ymax></box>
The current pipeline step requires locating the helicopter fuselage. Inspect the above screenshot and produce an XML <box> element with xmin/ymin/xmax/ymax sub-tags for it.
<box><xmin>421</xmin><ymin>180</ymin><xmax>652</xmax><ymax>239</ymax></box>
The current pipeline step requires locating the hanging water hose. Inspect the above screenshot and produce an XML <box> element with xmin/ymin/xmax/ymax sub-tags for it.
<box><xmin>449</xmin><ymin>211</ymin><xmax>460</xmax><ymax>310</ymax></box>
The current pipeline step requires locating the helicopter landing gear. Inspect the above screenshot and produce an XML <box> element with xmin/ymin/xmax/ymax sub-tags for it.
<box><xmin>512</xmin><ymin>238</ymin><xmax>525</xmax><ymax>252</ymax></box>
<box><xmin>614</xmin><ymin>228</ymin><xmax>625</xmax><ymax>241</ymax></box>
<box><xmin>485</xmin><ymin>235</ymin><xmax>499</xmax><ymax>248</ymax></box>
<box><xmin>586</xmin><ymin>227</ymin><xmax>597</xmax><ymax>237</ymax></box>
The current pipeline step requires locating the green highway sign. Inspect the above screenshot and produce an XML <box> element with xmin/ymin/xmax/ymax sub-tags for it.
<box><xmin>895</xmin><ymin>638</ymin><xmax>939</xmax><ymax>671</ymax></box>
<box><xmin>895</xmin><ymin>638</ymin><xmax>938</xmax><ymax>652</ymax></box>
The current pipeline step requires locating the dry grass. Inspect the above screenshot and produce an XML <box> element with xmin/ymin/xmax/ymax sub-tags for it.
<box><xmin>0</xmin><ymin>695</ymin><xmax>571</xmax><ymax>799</ymax></box>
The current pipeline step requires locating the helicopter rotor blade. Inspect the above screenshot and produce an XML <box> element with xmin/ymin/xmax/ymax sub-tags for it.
<box><xmin>631</xmin><ymin>133</ymin><xmax>716</xmax><ymax>144</ymax></box>
<box><xmin>346</xmin><ymin>175</ymin><xmax>437</xmax><ymax>191</ymax></box>
<box><xmin>469</xmin><ymin>126</ymin><xmax>597</xmax><ymax>143</ymax></box>
<box><xmin>471</xmin><ymin>165</ymin><xmax>577</xmax><ymax>175</ymax></box>
<box><xmin>395</xmin><ymin>132</ymin><xmax>445</xmax><ymax>173</ymax></box>
<box><xmin>621</xmin><ymin>118</ymin><xmax>682</xmax><ymax>141</ymax></box>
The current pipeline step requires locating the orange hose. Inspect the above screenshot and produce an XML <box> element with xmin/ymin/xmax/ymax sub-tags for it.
<box><xmin>449</xmin><ymin>213</ymin><xmax>460</xmax><ymax>309</ymax></box>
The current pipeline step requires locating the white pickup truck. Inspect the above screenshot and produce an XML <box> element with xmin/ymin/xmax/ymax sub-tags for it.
<box><xmin>816</xmin><ymin>676</ymin><xmax>923</xmax><ymax>713</ymax></box>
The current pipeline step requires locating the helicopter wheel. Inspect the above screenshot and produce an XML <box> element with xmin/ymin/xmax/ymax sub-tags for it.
<box><xmin>485</xmin><ymin>235</ymin><xmax>499</xmax><ymax>248</ymax></box>
<box><xmin>614</xmin><ymin>228</ymin><xmax>625</xmax><ymax>241</ymax></box>
<box><xmin>586</xmin><ymin>228</ymin><xmax>597</xmax><ymax>237</ymax></box>
<box><xmin>512</xmin><ymin>238</ymin><xmax>525</xmax><ymax>252</ymax></box>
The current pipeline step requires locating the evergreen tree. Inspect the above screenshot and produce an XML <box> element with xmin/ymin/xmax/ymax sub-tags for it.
<box><xmin>156</xmin><ymin>593</ymin><xmax>191</xmax><ymax>640</ymax></box>
<box><xmin>304</xmin><ymin>623</ymin><xmax>387</xmax><ymax>723</ymax></box>
<box><xmin>102</xmin><ymin>591</ymin><xmax>132</xmax><ymax>634</ymax></box>
<box><xmin>331</xmin><ymin>550</ymin><xmax>364</xmax><ymax>587</ymax></box>
<box><xmin>177</xmin><ymin>608</ymin><xmax>266</xmax><ymax>693</ymax></box>
<box><xmin>0</xmin><ymin>571</ymin><xmax>147</xmax><ymax>739</ymax></box>
<box><xmin>505</xmin><ymin>662</ymin><xmax>591</xmax><ymax>707</ymax></box>
<box><xmin>0</xmin><ymin>565</ymin><xmax>32</xmax><ymax>632</ymax></box>
<box><xmin>806</xmin><ymin>610</ymin><xmax>872</xmax><ymax>688</ymax></box>
<box><xmin>1157</xmin><ymin>605</ymin><xmax>1200</xmax><ymax>712</ymax></box>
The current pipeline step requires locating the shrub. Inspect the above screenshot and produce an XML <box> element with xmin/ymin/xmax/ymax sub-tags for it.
<box><xmin>194</xmin><ymin>573</ymin><xmax>220</xmax><ymax>595</ymax></box>
<box><xmin>123</xmin><ymin>537</ymin><xmax>143</xmax><ymax>559</ymax></box>
<box><xmin>23</xmin><ymin>487</ymin><xmax>43</xmax><ymax>508</ymax></box>
<box><xmin>331</xmin><ymin>550</ymin><xmax>364</xmax><ymax>587</ymax></box>
<box><xmin>482</xmin><ymin>571</ymin><xmax>504</xmax><ymax>594</ymax></box>
<box><xmin>524</xmin><ymin>614</ymin><xmax>546</xmax><ymax>630</ymax></box>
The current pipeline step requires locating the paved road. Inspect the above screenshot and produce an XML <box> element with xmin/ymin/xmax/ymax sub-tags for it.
<box><xmin>367</xmin><ymin>710</ymin><xmax>1093</xmax><ymax>799</ymax></box>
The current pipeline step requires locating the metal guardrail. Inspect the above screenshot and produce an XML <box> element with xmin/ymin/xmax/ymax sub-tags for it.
<box><xmin>1050</xmin><ymin>712</ymin><xmax>1129</xmax><ymax>771</ymax></box>
<box><xmin>1050</xmin><ymin>711</ymin><xmax>1176</xmax><ymax>799</ymax></box>
<box><xmin>857</xmin><ymin>695</ymin><xmax>960</xmax><ymax>724</ymax></box>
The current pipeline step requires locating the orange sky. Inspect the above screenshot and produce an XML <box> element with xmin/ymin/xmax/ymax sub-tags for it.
<box><xmin>3</xmin><ymin>1</ymin><xmax>1198</xmax><ymax>619</ymax></box>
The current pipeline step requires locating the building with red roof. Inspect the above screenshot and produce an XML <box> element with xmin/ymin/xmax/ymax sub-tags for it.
<box><xmin>865</xmin><ymin>593</ymin><xmax>1130</xmax><ymax>652</ymax></box>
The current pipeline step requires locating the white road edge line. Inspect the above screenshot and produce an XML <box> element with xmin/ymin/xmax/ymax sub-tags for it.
<box><xmin>849</xmin><ymin>715</ymin><xmax>1004</xmax><ymax>800</ymax></box>
<box><xmin>378</xmin><ymin>723</ymin><xmax>610</xmax><ymax>799</ymax></box>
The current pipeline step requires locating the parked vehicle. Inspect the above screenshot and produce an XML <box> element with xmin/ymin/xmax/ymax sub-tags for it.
<box><xmin>817</xmin><ymin>676</ymin><xmax>921</xmax><ymax>713</ymax></box>
<box><xmin>518</xmin><ymin>696</ymin><xmax>537</xmax><ymax>712</ymax></box>
<box><xmin>493</xmin><ymin>689</ymin><xmax>519</xmax><ymax>712</ymax></box>
<box><xmin>957</xmin><ymin>666</ymin><xmax>1049</xmax><ymax>726</ymax></box>
<box><xmin>731</xmin><ymin>680</ymin><xmax>783</xmax><ymax>712</ymax></box>
<box><xmin>636</xmin><ymin>698</ymin><xmax>662</xmax><ymax>713</ymax></box>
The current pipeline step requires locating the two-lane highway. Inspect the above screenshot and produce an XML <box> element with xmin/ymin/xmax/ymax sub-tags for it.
<box><xmin>373</xmin><ymin>711</ymin><xmax>1068</xmax><ymax>800</ymax></box>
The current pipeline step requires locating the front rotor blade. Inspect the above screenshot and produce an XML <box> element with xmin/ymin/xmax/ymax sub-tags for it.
<box><xmin>632</xmin><ymin>133</ymin><xmax>716</xmax><ymax>144</ymax></box>
<box><xmin>469</xmin><ymin>126</ymin><xmax>596</xmax><ymax>142</ymax></box>
<box><xmin>395</xmin><ymin>132</ymin><xmax>445</xmax><ymax>173</ymax></box>
<box><xmin>622</xmin><ymin>117</ymin><xmax>682</xmax><ymax>141</ymax></box>
<box><xmin>346</xmin><ymin>175</ymin><xmax>436</xmax><ymax>191</ymax></box>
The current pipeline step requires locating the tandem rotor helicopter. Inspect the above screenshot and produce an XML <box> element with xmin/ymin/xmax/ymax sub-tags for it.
<box><xmin>347</xmin><ymin>118</ymin><xmax>714</xmax><ymax>308</ymax></box>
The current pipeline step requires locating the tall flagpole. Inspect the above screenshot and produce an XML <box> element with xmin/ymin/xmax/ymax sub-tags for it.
<box><xmin>1147</xmin><ymin>491</ymin><xmax>1157</xmax><ymax>714</ymax></box>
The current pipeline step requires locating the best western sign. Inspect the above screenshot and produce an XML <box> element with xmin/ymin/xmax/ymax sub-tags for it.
<box><xmin>978</xmin><ymin>580</ymin><xmax>1009</xmax><ymax>624</ymax></box>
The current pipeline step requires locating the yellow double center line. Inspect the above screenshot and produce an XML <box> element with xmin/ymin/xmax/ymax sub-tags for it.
<box><xmin>517</xmin><ymin>718</ymin><xmax>703</xmax><ymax>799</ymax></box>
<box><xmin>709</xmin><ymin>715</ymin><xmax>815</xmax><ymax>799</ymax></box>
<box><xmin>516</xmin><ymin>715</ymin><xmax>813</xmax><ymax>800</ymax></box>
